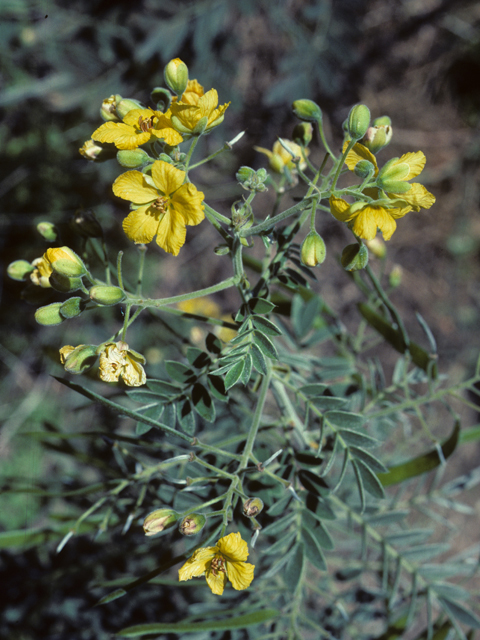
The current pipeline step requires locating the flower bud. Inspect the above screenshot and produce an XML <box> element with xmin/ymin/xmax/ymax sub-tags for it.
<box><xmin>353</xmin><ymin>159</ymin><xmax>375</xmax><ymax>179</ymax></box>
<box><xmin>143</xmin><ymin>508</ymin><xmax>180</xmax><ymax>536</ymax></box>
<box><xmin>341</xmin><ymin>243</ymin><xmax>369</xmax><ymax>271</ymax></box>
<box><xmin>236</xmin><ymin>166</ymin><xmax>268</xmax><ymax>192</ymax></box>
<box><xmin>116</xmin><ymin>98</ymin><xmax>144</xmax><ymax>120</ymax></box>
<box><xmin>178</xmin><ymin>513</ymin><xmax>206</xmax><ymax>536</ymax></box>
<box><xmin>35</xmin><ymin>302</ymin><xmax>65</xmax><ymax>326</ymax></box>
<box><xmin>116</xmin><ymin>147</ymin><xmax>152</xmax><ymax>169</ymax></box>
<box><xmin>79</xmin><ymin>139</ymin><xmax>116</xmax><ymax>162</ymax></box>
<box><xmin>60</xmin><ymin>297</ymin><xmax>85</xmax><ymax>319</ymax></box>
<box><xmin>49</xmin><ymin>272</ymin><xmax>84</xmax><ymax>293</ymax></box>
<box><xmin>377</xmin><ymin>157</ymin><xmax>412</xmax><ymax>193</ymax></box>
<box><xmin>8</xmin><ymin>260</ymin><xmax>34</xmax><ymax>281</ymax></box>
<box><xmin>70</xmin><ymin>210</ymin><xmax>103</xmax><ymax>239</ymax></box>
<box><xmin>37</xmin><ymin>222</ymin><xmax>58</xmax><ymax>242</ymax></box>
<box><xmin>89</xmin><ymin>285</ymin><xmax>125</xmax><ymax>306</ymax></box>
<box><xmin>100</xmin><ymin>95</ymin><xmax>122</xmax><ymax>122</ymax></box>
<box><xmin>389</xmin><ymin>264</ymin><xmax>403</xmax><ymax>288</ymax></box>
<box><xmin>361</xmin><ymin>125</ymin><xmax>392</xmax><ymax>154</ymax></box>
<box><xmin>46</xmin><ymin>247</ymin><xmax>87</xmax><ymax>277</ymax></box>
<box><xmin>365</xmin><ymin>237</ymin><xmax>386</xmax><ymax>259</ymax></box>
<box><xmin>214</xmin><ymin>244</ymin><xmax>231</xmax><ymax>256</ymax></box>
<box><xmin>292</xmin><ymin>122</ymin><xmax>313</xmax><ymax>146</ymax></box>
<box><xmin>373</xmin><ymin>116</ymin><xmax>392</xmax><ymax>127</ymax></box>
<box><xmin>347</xmin><ymin>104</ymin><xmax>371</xmax><ymax>141</ymax></box>
<box><xmin>164</xmin><ymin>58</ymin><xmax>189</xmax><ymax>96</ymax></box>
<box><xmin>301</xmin><ymin>231</ymin><xmax>326</xmax><ymax>267</ymax></box>
<box><xmin>243</xmin><ymin>497</ymin><xmax>264</xmax><ymax>518</ymax></box>
<box><xmin>60</xmin><ymin>344</ymin><xmax>98</xmax><ymax>374</ymax></box>
<box><xmin>292</xmin><ymin>99</ymin><xmax>322</xmax><ymax>122</ymax></box>
<box><xmin>150</xmin><ymin>87</ymin><xmax>172</xmax><ymax>113</ymax></box>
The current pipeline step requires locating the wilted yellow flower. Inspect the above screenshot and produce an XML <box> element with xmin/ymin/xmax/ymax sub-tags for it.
<box><xmin>170</xmin><ymin>88</ymin><xmax>230</xmax><ymax>135</ymax></box>
<box><xmin>98</xmin><ymin>341</ymin><xmax>146</xmax><ymax>387</ymax></box>
<box><xmin>178</xmin><ymin>532</ymin><xmax>254</xmax><ymax>595</ymax></box>
<box><xmin>92</xmin><ymin>108</ymin><xmax>183</xmax><ymax>150</ymax></box>
<box><xmin>329</xmin><ymin>195</ymin><xmax>411</xmax><ymax>241</ymax></box>
<box><xmin>113</xmin><ymin>160</ymin><xmax>205</xmax><ymax>256</ymax></box>
<box><xmin>254</xmin><ymin>139</ymin><xmax>308</xmax><ymax>173</ymax></box>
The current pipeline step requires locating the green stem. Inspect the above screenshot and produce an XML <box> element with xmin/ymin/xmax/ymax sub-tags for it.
<box><xmin>184</xmin><ymin>136</ymin><xmax>200</xmax><ymax>171</ymax></box>
<box><xmin>121</xmin><ymin>303</ymin><xmax>132</xmax><ymax>341</ymax></box>
<box><xmin>204</xmin><ymin>202</ymin><xmax>231</xmax><ymax>226</ymax></box>
<box><xmin>117</xmin><ymin>251</ymin><xmax>124</xmax><ymax>290</ymax></box>
<box><xmin>317</xmin><ymin>117</ymin><xmax>335</xmax><ymax>161</ymax></box>
<box><xmin>331</xmin><ymin>139</ymin><xmax>356</xmax><ymax>190</ymax></box>
<box><xmin>136</xmin><ymin>245</ymin><xmax>147</xmax><ymax>296</ymax></box>
<box><xmin>239</xmin><ymin>198</ymin><xmax>313</xmax><ymax>238</ymax></box>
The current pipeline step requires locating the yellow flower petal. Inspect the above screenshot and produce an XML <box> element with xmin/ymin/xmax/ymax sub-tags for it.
<box><xmin>206</xmin><ymin>565</ymin><xmax>228</xmax><ymax>595</ymax></box>
<box><xmin>113</xmin><ymin>171</ymin><xmax>158</xmax><ymax>204</ymax></box>
<box><xmin>396</xmin><ymin>151</ymin><xmax>426</xmax><ymax>180</ymax></box>
<box><xmin>151</xmin><ymin>161</ymin><xmax>185</xmax><ymax>195</ymax></box>
<box><xmin>122</xmin><ymin>206</ymin><xmax>160</xmax><ymax>245</ymax></box>
<box><xmin>226</xmin><ymin>560</ymin><xmax>255</xmax><ymax>591</ymax></box>
<box><xmin>92</xmin><ymin>122</ymin><xmax>151</xmax><ymax>150</ymax></box>
<box><xmin>389</xmin><ymin>183</ymin><xmax>435</xmax><ymax>211</ymax></box>
<box><xmin>329</xmin><ymin>196</ymin><xmax>355</xmax><ymax>222</ymax></box>
<box><xmin>343</xmin><ymin>141</ymin><xmax>379</xmax><ymax>176</ymax></box>
<box><xmin>155</xmin><ymin>209</ymin><xmax>187</xmax><ymax>256</ymax></box>
<box><xmin>99</xmin><ymin>344</ymin><xmax>124</xmax><ymax>382</ymax></box>
<box><xmin>122</xmin><ymin>108</ymin><xmax>155</xmax><ymax>127</ymax></box>
<box><xmin>217</xmin><ymin>532</ymin><xmax>249</xmax><ymax>562</ymax></box>
<box><xmin>122</xmin><ymin>355</ymin><xmax>146</xmax><ymax>387</ymax></box>
<box><xmin>349</xmin><ymin>205</ymin><xmax>380</xmax><ymax>241</ymax></box>
<box><xmin>171</xmin><ymin>183</ymin><xmax>205</xmax><ymax>226</ymax></box>
<box><xmin>178</xmin><ymin>547</ymin><xmax>217</xmax><ymax>581</ymax></box>
<box><xmin>151</xmin><ymin>114</ymin><xmax>184</xmax><ymax>145</ymax></box>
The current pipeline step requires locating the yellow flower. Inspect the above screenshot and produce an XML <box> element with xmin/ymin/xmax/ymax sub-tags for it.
<box><xmin>343</xmin><ymin>141</ymin><xmax>379</xmax><ymax>176</ymax></box>
<box><xmin>113</xmin><ymin>160</ymin><xmax>205</xmax><ymax>256</ymax></box>
<box><xmin>254</xmin><ymin>139</ymin><xmax>308</xmax><ymax>173</ymax></box>
<box><xmin>92</xmin><ymin>108</ymin><xmax>183</xmax><ymax>150</ymax></box>
<box><xmin>178</xmin><ymin>532</ymin><xmax>254</xmax><ymax>595</ymax></box>
<box><xmin>181</xmin><ymin>79</ymin><xmax>205</xmax><ymax>104</ymax></box>
<box><xmin>170</xmin><ymin>88</ymin><xmax>230</xmax><ymax>135</ymax></box>
<box><xmin>30</xmin><ymin>256</ymin><xmax>53</xmax><ymax>288</ymax></box>
<box><xmin>329</xmin><ymin>195</ymin><xmax>411</xmax><ymax>241</ymax></box>
<box><xmin>98</xmin><ymin>341</ymin><xmax>146</xmax><ymax>387</ymax></box>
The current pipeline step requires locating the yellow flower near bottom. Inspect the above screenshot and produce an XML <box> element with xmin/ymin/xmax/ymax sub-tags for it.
<box><xmin>178</xmin><ymin>531</ymin><xmax>254</xmax><ymax>595</ymax></box>
<box><xmin>329</xmin><ymin>195</ymin><xmax>411</xmax><ymax>241</ymax></box>
<box><xmin>98</xmin><ymin>341</ymin><xmax>146</xmax><ymax>387</ymax></box>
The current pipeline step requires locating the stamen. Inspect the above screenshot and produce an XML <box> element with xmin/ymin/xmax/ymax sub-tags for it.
<box><xmin>138</xmin><ymin>116</ymin><xmax>153</xmax><ymax>133</ymax></box>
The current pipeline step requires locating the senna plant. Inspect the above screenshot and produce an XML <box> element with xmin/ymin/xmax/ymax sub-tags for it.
<box><xmin>6</xmin><ymin>58</ymin><xmax>480</xmax><ymax>639</ymax></box>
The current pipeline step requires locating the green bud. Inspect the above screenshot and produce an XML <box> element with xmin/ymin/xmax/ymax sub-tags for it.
<box><xmin>37</xmin><ymin>221</ymin><xmax>58</xmax><ymax>242</ymax></box>
<box><xmin>214</xmin><ymin>244</ymin><xmax>231</xmax><ymax>256</ymax></box>
<box><xmin>292</xmin><ymin>99</ymin><xmax>322</xmax><ymax>122</ymax></box>
<box><xmin>164</xmin><ymin>58</ymin><xmax>189</xmax><ymax>96</ymax></box>
<box><xmin>60</xmin><ymin>344</ymin><xmax>98</xmax><ymax>374</ymax></box>
<box><xmin>60</xmin><ymin>297</ymin><xmax>85</xmax><ymax>319</ymax></box>
<box><xmin>49</xmin><ymin>272</ymin><xmax>84</xmax><ymax>293</ymax></box>
<box><xmin>178</xmin><ymin>513</ymin><xmax>206</xmax><ymax>536</ymax></box>
<box><xmin>347</xmin><ymin>104</ymin><xmax>371</xmax><ymax>141</ymax></box>
<box><xmin>116</xmin><ymin>98</ymin><xmax>144</xmax><ymax>120</ymax></box>
<box><xmin>151</xmin><ymin>87</ymin><xmax>172</xmax><ymax>113</ymax></box>
<box><xmin>389</xmin><ymin>264</ymin><xmax>403</xmax><ymax>288</ymax></box>
<box><xmin>70</xmin><ymin>210</ymin><xmax>103</xmax><ymax>239</ymax></box>
<box><xmin>8</xmin><ymin>260</ymin><xmax>34</xmax><ymax>281</ymax></box>
<box><xmin>354</xmin><ymin>159</ymin><xmax>375</xmax><ymax>179</ymax></box>
<box><xmin>100</xmin><ymin>95</ymin><xmax>122</xmax><ymax>122</ymax></box>
<box><xmin>89</xmin><ymin>285</ymin><xmax>125</xmax><ymax>306</ymax></box>
<box><xmin>373</xmin><ymin>116</ymin><xmax>392</xmax><ymax>127</ymax></box>
<box><xmin>292</xmin><ymin>122</ymin><xmax>313</xmax><ymax>146</ymax></box>
<box><xmin>300</xmin><ymin>231</ymin><xmax>326</xmax><ymax>267</ymax></box>
<box><xmin>236</xmin><ymin>166</ymin><xmax>268</xmax><ymax>192</ymax></box>
<box><xmin>341</xmin><ymin>244</ymin><xmax>369</xmax><ymax>271</ymax></box>
<box><xmin>361</xmin><ymin>125</ymin><xmax>392</xmax><ymax>154</ymax></box>
<box><xmin>143</xmin><ymin>508</ymin><xmax>180</xmax><ymax>536</ymax></box>
<box><xmin>117</xmin><ymin>148</ymin><xmax>151</xmax><ymax>169</ymax></box>
<box><xmin>35</xmin><ymin>302</ymin><xmax>65</xmax><ymax>326</ymax></box>
<box><xmin>243</xmin><ymin>497</ymin><xmax>264</xmax><ymax>518</ymax></box>
<box><xmin>377</xmin><ymin>157</ymin><xmax>411</xmax><ymax>193</ymax></box>
<box><xmin>157</xmin><ymin>153</ymin><xmax>174</xmax><ymax>164</ymax></box>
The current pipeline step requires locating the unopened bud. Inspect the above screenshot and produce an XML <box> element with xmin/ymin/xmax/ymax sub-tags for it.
<box><xmin>151</xmin><ymin>87</ymin><xmax>172</xmax><ymax>113</ymax></box>
<box><xmin>373</xmin><ymin>116</ymin><xmax>392</xmax><ymax>127</ymax></box>
<box><xmin>292</xmin><ymin>99</ymin><xmax>322</xmax><ymax>122</ymax></box>
<box><xmin>164</xmin><ymin>58</ymin><xmax>189</xmax><ymax>96</ymax></box>
<box><xmin>361</xmin><ymin>125</ymin><xmax>392</xmax><ymax>154</ymax></box>
<box><xmin>8</xmin><ymin>260</ymin><xmax>33</xmax><ymax>281</ymax></box>
<box><xmin>35</xmin><ymin>302</ymin><xmax>65</xmax><ymax>326</ymax></box>
<box><xmin>214</xmin><ymin>244</ymin><xmax>231</xmax><ymax>255</ymax></box>
<box><xmin>143</xmin><ymin>508</ymin><xmax>180</xmax><ymax>536</ymax></box>
<box><xmin>60</xmin><ymin>297</ymin><xmax>85</xmax><ymax>319</ymax></box>
<box><xmin>347</xmin><ymin>104</ymin><xmax>371</xmax><ymax>141</ymax></box>
<box><xmin>292</xmin><ymin>122</ymin><xmax>313</xmax><ymax>146</ymax></box>
<box><xmin>116</xmin><ymin>98</ymin><xmax>144</xmax><ymax>120</ymax></box>
<box><xmin>59</xmin><ymin>344</ymin><xmax>98</xmax><ymax>374</ymax></box>
<box><xmin>79</xmin><ymin>139</ymin><xmax>116</xmax><ymax>162</ymax></box>
<box><xmin>178</xmin><ymin>513</ymin><xmax>206</xmax><ymax>536</ymax></box>
<box><xmin>243</xmin><ymin>497</ymin><xmax>264</xmax><ymax>518</ymax></box>
<box><xmin>341</xmin><ymin>243</ymin><xmax>369</xmax><ymax>271</ymax></box>
<box><xmin>37</xmin><ymin>222</ymin><xmax>58</xmax><ymax>242</ymax></box>
<box><xmin>46</xmin><ymin>247</ymin><xmax>87</xmax><ymax>277</ymax></box>
<box><xmin>49</xmin><ymin>272</ymin><xmax>84</xmax><ymax>293</ymax></box>
<box><xmin>117</xmin><ymin>148</ymin><xmax>151</xmax><ymax>169</ymax></box>
<box><xmin>70</xmin><ymin>210</ymin><xmax>103</xmax><ymax>239</ymax></box>
<box><xmin>365</xmin><ymin>237</ymin><xmax>386</xmax><ymax>259</ymax></box>
<box><xmin>354</xmin><ymin>159</ymin><xmax>375</xmax><ymax>179</ymax></box>
<box><xmin>301</xmin><ymin>231</ymin><xmax>326</xmax><ymax>267</ymax></box>
<box><xmin>236</xmin><ymin>166</ymin><xmax>268</xmax><ymax>192</ymax></box>
<box><xmin>89</xmin><ymin>285</ymin><xmax>125</xmax><ymax>306</ymax></box>
<box><xmin>100</xmin><ymin>95</ymin><xmax>122</xmax><ymax>122</ymax></box>
<box><xmin>377</xmin><ymin>157</ymin><xmax>412</xmax><ymax>193</ymax></box>
<box><xmin>389</xmin><ymin>264</ymin><xmax>403</xmax><ymax>288</ymax></box>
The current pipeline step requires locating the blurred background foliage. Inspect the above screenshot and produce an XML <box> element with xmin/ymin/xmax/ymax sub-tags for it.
<box><xmin>2</xmin><ymin>0</ymin><xmax>480</xmax><ymax>638</ymax></box>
